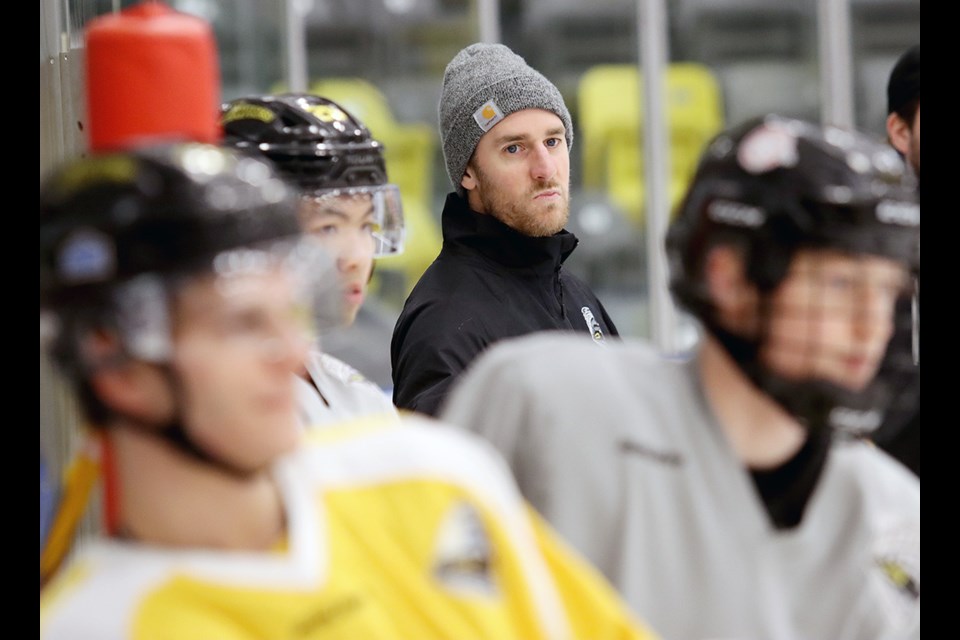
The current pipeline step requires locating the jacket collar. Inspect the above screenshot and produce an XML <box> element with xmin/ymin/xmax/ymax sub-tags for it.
<box><xmin>440</xmin><ymin>193</ymin><xmax>579</xmax><ymax>273</ymax></box>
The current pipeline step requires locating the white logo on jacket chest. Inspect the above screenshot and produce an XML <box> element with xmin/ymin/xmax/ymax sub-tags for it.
<box><xmin>581</xmin><ymin>306</ymin><xmax>606</xmax><ymax>344</ymax></box>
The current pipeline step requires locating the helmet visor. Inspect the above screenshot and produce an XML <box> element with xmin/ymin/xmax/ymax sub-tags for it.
<box><xmin>300</xmin><ymin>184</ymin><xmax>406</xmax><ymax>258</ymax></box>
<box><xmin>42</xmin><ymin>238</ymin><xmax>338</xmax><ymax>372</ymax></box>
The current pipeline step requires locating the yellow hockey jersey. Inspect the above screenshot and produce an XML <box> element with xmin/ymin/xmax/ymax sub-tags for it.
<box><xmin>40</xmin><ymin>414</ymin><xmax>657</xmax><ymax>640</ymax></box>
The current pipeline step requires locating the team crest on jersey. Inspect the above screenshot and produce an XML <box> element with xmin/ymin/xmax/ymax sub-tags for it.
<box><xmin>581</xmin><ymin>306</ymin><xmax>606</xmax><ymax>345</ymax></box>
<box><xmin>432</xmin><ymin>502</ymin><xmax>496</xmax><ymax>597</ymax></box>
<box><xmin>871</xmin><ymin>519</ymin><xmax>920</xmax><ymax>632</ymax></box>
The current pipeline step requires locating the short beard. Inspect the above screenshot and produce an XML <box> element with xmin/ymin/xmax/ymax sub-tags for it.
<box><xmin>473</xmin><ymin>164</ymin><xmax>570</xmax><ymax>237</ymax></box>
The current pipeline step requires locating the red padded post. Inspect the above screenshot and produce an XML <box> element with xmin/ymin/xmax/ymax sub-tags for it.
<box><xmin>85</xmin><ymin>1</ymin><xmax>221</xmax><ymax>152</ymax></box>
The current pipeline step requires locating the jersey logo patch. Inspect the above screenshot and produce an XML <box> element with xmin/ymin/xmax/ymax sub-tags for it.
<box><xmin>581</xmin><ymin>306</ymin><xmax>606</xmax><ymax>345</ymax></box>
<box><xmin>432</xmin><ymin>502</ymin><xmax>496</xmax><ymax>597</ymax></box>
<box><xmin>872</xmin><ymin>519</ymin><xmax>920</xmax><ymax>632</ymax></box>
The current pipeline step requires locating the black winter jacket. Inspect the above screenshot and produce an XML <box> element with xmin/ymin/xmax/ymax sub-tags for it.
<box><xmin>391</xmin><ymin>193</ymin><xmax>619</xmax><ymax>416</ymax></box>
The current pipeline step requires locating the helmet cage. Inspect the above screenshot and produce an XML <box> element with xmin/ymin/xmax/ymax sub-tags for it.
<box><xmin>667</xmin><ymin>115</ymin><xmax>920</xmax><ymax>435</ymax></box>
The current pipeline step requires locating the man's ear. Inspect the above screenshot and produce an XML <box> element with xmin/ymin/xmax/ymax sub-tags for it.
<box><xmin>461</xmin><ymin>162</ymin><xmax>487</xmax><ymax>212</ymax></box>
<box><xmin>84</xmin><ymin>332</ymin><xmax>170</xmax><ymax>422</ymax></box>
<box><xmin>886</xmin><ymin>112</ymin><xmax>911</xmax><ymax>157</ymax></box>
<box><xmin>705</xmin><ymin>245</ymin><xmax>756</xmax><ymax>333</ymax></box>
<box><xmin>460</xmin><ymin>164</ymin><xmax>477</xmax><ymax>192</ymax></box>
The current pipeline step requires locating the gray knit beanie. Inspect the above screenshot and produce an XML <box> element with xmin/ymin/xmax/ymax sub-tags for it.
<box><xmin>439</xmin><ymin>43</ymin><xmax>573</xmax><ymax>196</ymax></box>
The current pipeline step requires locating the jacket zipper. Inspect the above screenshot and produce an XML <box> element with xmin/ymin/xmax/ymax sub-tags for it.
<box><xmin>556</xmin><ymin>269</ymin><xmax>566</xmax><ymax>320</ymax></box>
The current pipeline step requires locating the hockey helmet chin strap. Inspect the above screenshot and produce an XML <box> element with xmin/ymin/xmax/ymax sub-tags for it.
<box><xmin>707</xmin><ymin>309</ymin><xmax>889</xmax><ymax>440</ymax></box>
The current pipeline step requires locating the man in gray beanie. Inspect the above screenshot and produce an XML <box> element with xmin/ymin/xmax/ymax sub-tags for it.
<box><xmin>391</xmin><ymin>42</ymin><xmax>619</xmax><ymax>417</ymax></box>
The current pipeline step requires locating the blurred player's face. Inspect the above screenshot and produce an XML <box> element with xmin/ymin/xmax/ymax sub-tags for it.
<box><xmin>171</xmin><ymin>267</ymin><xmax>310</xmax><ymax>472</ymax></box>
<box><xmin>759</xmin><ymin>250</ymin><xmax>909</xmax><ymax>392</ymax></box>
<box><xmin>299</xmin><ymin>194</ymin><xmax>377</xmax><ymax>326</ymax></box>
<box><xmin>462</xmin><ymin>109</ymin><xmax>570</xmax><ymax>237</ymax></box>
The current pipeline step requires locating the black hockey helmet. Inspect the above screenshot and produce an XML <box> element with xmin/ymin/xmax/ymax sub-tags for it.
<box><xmin>220</xmin><ymin>93</ymin><xmax>405</xmax><ymax>257</ymax></box>
<box><xmin>40</xmin><ymin>142</ymin><xmax>300</xmax><ymax>306</ymax></box>
<box><xmin>668</xmin><ymin>114</ymin><xmax>919</xmax><ymax>309</ymax></box>
<box><xmin>666</xmin><ymin>114</ymin><xmax>920</xmax><ymax>435</ymax></box>
<box><xmin>220</xmin><ymin>93</ymin><xmax>387</xmax><ymax>192</ymax></box>
<box><xmin>40</xmin><ymin>142</ymin><xmax>335</xmax><ymax>376</ymax></box>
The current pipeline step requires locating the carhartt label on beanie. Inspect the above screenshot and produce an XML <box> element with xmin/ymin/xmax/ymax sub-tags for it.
<box><xmin>439</xmin><ymin>43</ymin><xmax>573</xmax><ymax>196</ymax></box>
<box><xmin>473</xmin><ymin>100</ymin><xmax>505</xmax><ymax>132</ymax></box>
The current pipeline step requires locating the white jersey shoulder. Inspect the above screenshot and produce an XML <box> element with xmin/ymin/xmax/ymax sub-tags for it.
<box><xmin>295</xmin><ymin>413</ymin><xmax>520</xmax><ymax>497</ymax></box>
<box><xmin>442</xmin><ymin>334</ymin><xmax>920</xmax><ymax>640</ymax></box>
<box><xmin>296</xmin><ymin>350</ymin><xmax>397</xmax><ymax>428</ymax></box>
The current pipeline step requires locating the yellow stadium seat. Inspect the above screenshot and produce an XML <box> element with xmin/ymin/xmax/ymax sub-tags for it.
<box><xmin>577</xmin><ymin>63</ymin><xmax>725</xmax><ymax>227</ymax></box>
<box><xmin>307</xmin><ymin>77</ymin><xmax>442</xmax><ymax>302</ymax></box>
